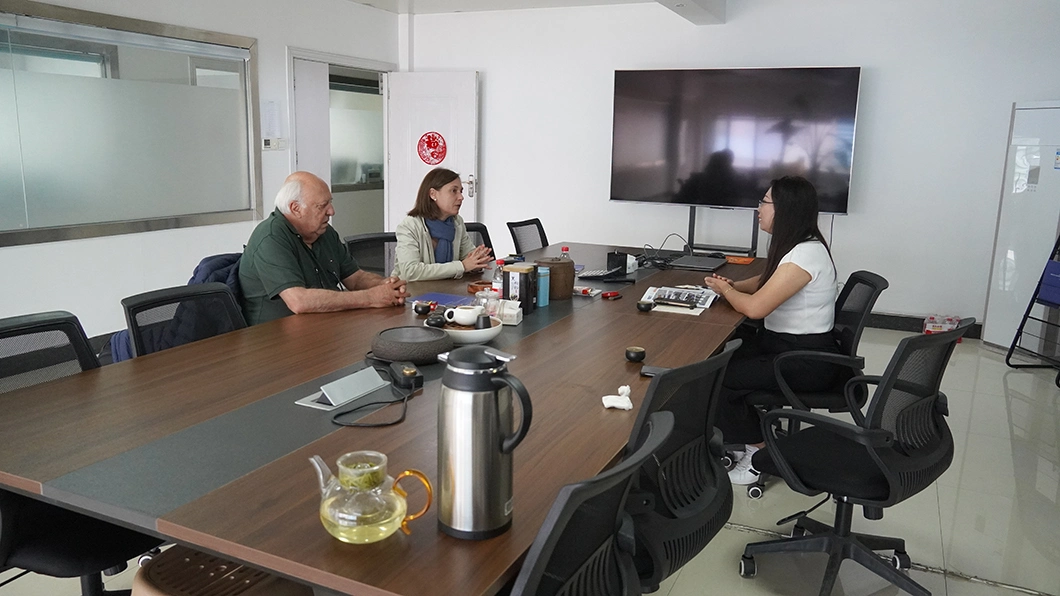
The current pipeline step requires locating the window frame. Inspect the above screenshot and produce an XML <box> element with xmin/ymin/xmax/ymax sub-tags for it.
<box><xmin>0</xmin><ymin>0</ymin><xmax>262</xmax><ymax>248</ymax></box>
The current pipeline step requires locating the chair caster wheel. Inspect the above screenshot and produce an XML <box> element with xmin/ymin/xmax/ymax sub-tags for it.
<box><xmin>138</xmin><ymin>547</ymin><xmax>161</xmax><ymax>567</ymax></box>
<box><xmin>721</xmin><ymin>454</ymin><xmax>734</xmax><ymax>469</ymax></box>
<box><xmin>891</xmin><ymin>551</ymin><xmax>911</xmax><ymax>570</ymax></box>
<box><xmin>747</xmin><ymin>484</ymin><xmax>764</xmax><ymax>499</ymax></box>
<box><xmin>740</xmin><ymin>555</ymin><xmax>757</xmax><ymax>578</ymax></box>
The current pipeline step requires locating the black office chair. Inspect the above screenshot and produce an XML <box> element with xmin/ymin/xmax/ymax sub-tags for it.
<box><xmin>0</xmin><ymin>311</ymin><xmax>163</xmax><ymax>596</ymax></box>
<box><xmin>506</xmin><ymin>218</ymin><xmax>549</xmax><ymax>254</ymax></box>
<box><xmin>344</xmin><ymin>232</ymin><xmax>398</xmax><ymax>276</ymax></box>
<box><xmin>464</xmin><ymin>222</ymin><xmax>494</xmax><ymax>253</ymax></box>
<box><xmin>121</xmin><ymin>282</ymin><xmax>246</xmax><ymax>358</ymax></box>
<box><xmin>739</xmin><ymin>270</ymin><xmax>889</xmax><ymax>498</ymax></box>
<box><xmin>740</xmin><ymin>319</ymin><xmax>974</xmax><ymax>596</ymax></box>
<box><xmin>624</xmin><ymin>341</ymin><xmax>738</xmax><ymax>592</ymax></box>
<box><xmin>509</xmin><ymin>412</ymin><xmax>674</xmax><ymax>596</ymax></box>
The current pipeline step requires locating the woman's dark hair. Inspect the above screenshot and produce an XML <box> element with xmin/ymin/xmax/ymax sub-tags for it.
<box><xmin>409</xmin><ymin>168</ymin><xmax>460</xmax><ymax>220</ymax></box>
<box><xmin>759</xmin><ymin>176</ymin><xmax>833</xmax><ymax>288</ymax></box>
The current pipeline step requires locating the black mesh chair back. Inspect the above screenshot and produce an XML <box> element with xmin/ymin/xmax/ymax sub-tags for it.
<box><xmin>834</xmin><ymin>270</ymin><xmax>889</xmax><ymax>361</ymax></box>
<box><xmin>122</xmin><ymin>282</ymin><xmax>246</xmax><ymax>357</ymax></box>
<box><xmin>826</xmin><ymin>270</ymin><xmax>890</xmax><ymax>409</ymax></box>
<box><xmin>506</xmin><ymin>218</ymin><xmax>549</xmax><ymax>254</ymax></box>
<box><xmin>510</xmin><ymin>412</ymin><xmax>674</xmax><ymax>596</ymax></box>
<box><xmin>862</xmin><ymin>318</ymin><xmax>972</xmax><ymax>503</ymax></box>
<box><xmin>623</xmin><ymin>341</ymin><xmax>738</xmax><ymax>591</ymax></box>
<box><xmin>464</xmin><ymin>222</ymin><xmax>494</xmax><ymax>253</ymax></box>
<box><xmin>344</xmin><ymin>232</ymin><xmax>398</xmax><ymax>276</ymax></box>
<box><xmin>0</xmin><ymin>311</ymin><xmax>99</xmax><ymax>394</ymax></box>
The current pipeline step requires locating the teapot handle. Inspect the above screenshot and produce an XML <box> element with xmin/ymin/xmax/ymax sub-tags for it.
<box><xmin>493</xmin><ymin>373</ymin><xmax>533</xmax><ymax>454</ymax></box>
<box><xmin>392</xmin><ymin>470</ymin><xmax>433</xmax><ymax>536</ymax></box>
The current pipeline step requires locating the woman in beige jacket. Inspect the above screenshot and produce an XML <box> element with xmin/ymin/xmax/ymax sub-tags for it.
<box><xmin>393</xmin><ymin>168</ymin><xmax>493</xmax><ymax>281</ymax></box>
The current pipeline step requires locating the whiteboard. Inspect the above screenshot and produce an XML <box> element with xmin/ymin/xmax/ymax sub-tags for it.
<box><xmin>983</xmin><ymin>102</ymin><xmax>1060</xmax><ymax>348</ymax></box>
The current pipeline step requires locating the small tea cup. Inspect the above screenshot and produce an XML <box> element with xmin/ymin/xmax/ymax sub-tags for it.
<box><xmin>636</xmin><ymin>300</ymin><xmax>655</xmax><ymax>312</ymax></box>
<box><xmin>625</xmin><ymin>346</ymin><xmax>646</xmax><ymax>363</ymax></box>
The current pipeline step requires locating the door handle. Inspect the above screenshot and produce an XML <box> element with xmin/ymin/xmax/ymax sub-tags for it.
<box><xmin>465</xmin><ymin>174</ymin><xmax>476</xmax><ymax>198</ymax></box>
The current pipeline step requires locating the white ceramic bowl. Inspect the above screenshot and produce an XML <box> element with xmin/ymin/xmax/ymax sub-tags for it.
<box><xmin>425</xmin><ymin>317</ymin><xmax>503</xmax><ymax>345</ymax></box>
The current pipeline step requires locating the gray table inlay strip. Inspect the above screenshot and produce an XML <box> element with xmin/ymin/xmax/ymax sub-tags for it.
<box><xmin>43</xmin><ymin>361</ymin><xmax>407</xmax><ymax>526</ymax></box>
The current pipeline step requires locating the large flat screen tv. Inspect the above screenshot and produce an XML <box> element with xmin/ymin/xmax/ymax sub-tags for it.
<box><xmin>610</xmin><ymin>67</ymin><xmax>861</xmax><ymax>214</ymax></box>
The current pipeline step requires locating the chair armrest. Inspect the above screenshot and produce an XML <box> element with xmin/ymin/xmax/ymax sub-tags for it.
<box><xmin>843</xmin><ymin>375</ymin><xmax>881</xmax><ymax>425</ymax></box>
<box><xmin>759</xmin><ymin>409</ymin><xmax>893</xmax><ymax>496</ymax></box>
<box><xmin>936</xmin><ymin>391</ymin><xmax>949</xmax><ymax>416</ymax></box>
<box><xmin>771</xmin><ymin>351</ymin><xmax>865</xmax><ymax>410</ymax></box>
<box><xmin>709</xmin><ymin>426</ymin><xmax>725</xmax><ymax>458</ymax></box>
<box><xmin>617</xmin><ymin>512</ymin><xmax>636</xmax><ymax>555</ymax></box>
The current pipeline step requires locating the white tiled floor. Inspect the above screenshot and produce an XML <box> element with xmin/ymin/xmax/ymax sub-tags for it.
<box><xmin>2</xmin><ymin>329</ymin><xmax>1058</xmax><ymax>595</ymax></box>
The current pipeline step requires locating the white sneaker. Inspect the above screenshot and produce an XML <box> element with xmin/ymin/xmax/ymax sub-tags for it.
<box><xmin>728</xmin><ymin>445</ymin><xmax>761</xmax><ymax>486</ymax></box>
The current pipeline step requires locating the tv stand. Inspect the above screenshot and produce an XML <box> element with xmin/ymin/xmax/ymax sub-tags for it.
<box><xmin>686</xmin><ymin>206</ymin><xmax>759</xmax><ymax>256</ymax></box>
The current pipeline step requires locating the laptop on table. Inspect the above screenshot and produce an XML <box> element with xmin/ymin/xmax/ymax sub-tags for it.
<box><xmin>668</xmin><ymin>255</ymin><xmax>726</xmax><ymax>272</ymax></box>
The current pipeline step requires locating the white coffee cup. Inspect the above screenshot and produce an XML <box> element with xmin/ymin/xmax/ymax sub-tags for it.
<box><xmin>444</xmin><ymin>305</ymin><xmax>484</xmax><ymax>326</ymax></box>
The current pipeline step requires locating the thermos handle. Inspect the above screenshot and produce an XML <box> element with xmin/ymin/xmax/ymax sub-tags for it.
<box><xmin>493</xmin><ymin>374</ymin><xmax>532</xmax><ymax>454</ymax></box>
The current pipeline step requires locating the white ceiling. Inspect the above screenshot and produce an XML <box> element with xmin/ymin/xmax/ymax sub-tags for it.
<box><xmin>349</xmin><ymin>0</ymin><xmax>726</xmax><ymax>25</ymax></box>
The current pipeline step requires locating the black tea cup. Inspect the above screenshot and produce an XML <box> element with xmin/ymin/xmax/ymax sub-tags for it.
<box><xmin>625</xmin><ymin>346</ymin><xmax>646</xmax><ymax>363</ymax></box>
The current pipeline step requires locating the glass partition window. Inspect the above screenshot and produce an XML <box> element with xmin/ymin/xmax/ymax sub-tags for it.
<box><xmin>329</xmin><ymin>72</ymin><xmax>383</xmax><ymax>189</ymax></box>
<box><xmin>0</xmin><ymin>6</ymin><xmax>258</xmax><ymax>245</ymax></box>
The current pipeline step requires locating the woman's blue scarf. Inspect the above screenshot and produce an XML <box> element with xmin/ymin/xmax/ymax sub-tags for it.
<box><xmin>425</xmin><ymin>216</ymin><xmax>456</xmax><ymax>263</ymax></box>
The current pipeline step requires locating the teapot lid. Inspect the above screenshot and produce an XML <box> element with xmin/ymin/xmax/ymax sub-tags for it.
<box><xmin>442</xmin><ymin>346</ymin><xmax>515</xmax><ymax>371</ymax></box>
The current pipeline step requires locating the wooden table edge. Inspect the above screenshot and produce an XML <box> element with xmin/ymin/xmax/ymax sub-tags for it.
<box><xmin>0</xmin><ymin>471</ymin><xmax>41</xmax><ymax>495</ymax></box>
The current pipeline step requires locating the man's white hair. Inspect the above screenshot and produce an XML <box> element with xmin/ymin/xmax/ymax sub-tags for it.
<box><xmin>274</xmin><ymin>179</ymin><xmax>303</xmax><ymax>215</ymax></box>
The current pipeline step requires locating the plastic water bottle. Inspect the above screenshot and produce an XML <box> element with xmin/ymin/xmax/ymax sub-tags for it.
<box><xmin>560</xmin><ymin>246</ymin><xmax>571</xmax><ymax>261</ymax></box>
<box><xmin>492</xmin><ymin>260</ymin><xmax>505</xmax><ymax>294</ymax></box>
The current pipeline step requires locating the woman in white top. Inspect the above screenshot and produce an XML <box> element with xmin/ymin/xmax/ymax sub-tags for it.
<box><xmin>702</xmin><ymin>176</ymin><xmax>839</xmax><ymax>485</ymax></box>
<box><xmin>393</xmin><ymin>168</ymin><xmax>493</xmax><ymax>281</ymax></box>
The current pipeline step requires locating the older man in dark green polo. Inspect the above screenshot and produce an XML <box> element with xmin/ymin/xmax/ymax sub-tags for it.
<box><xmin>239</xmin><ymin>171</ymin><xmax>409</xmax><ymax>325</ymax></box>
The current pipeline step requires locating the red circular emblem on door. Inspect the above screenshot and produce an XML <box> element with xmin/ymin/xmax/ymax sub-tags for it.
<box><xmin>417</xmin><ymin>131</ymin><xmax>447</xmax><ymax>165</ymax></box>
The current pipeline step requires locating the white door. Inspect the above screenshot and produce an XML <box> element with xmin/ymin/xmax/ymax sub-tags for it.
<box><xmin>383</xmin><ymin>71</ymin><xmax>479</xmax><ymax>230</ymax></box>
<box><xmin>292</xmin><ymin>58</ymin><xmax>331</xmax><ymax>187</ymax></box>
<box><xmin>983</xmin><ymin>101</ymin><xmax>1060</xmax><ymax>348</ymax></box>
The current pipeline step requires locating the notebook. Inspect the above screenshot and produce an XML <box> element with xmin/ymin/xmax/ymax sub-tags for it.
<box><xmin>668</xmin><ymin>255</ymin><xmax>726</xmax><ymax>272</ymax></box>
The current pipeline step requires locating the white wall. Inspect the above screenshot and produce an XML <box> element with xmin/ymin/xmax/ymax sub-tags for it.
<box><xmin>410</xmin><ymin>0</ymin><xmax>1060</xmax><ymax>321</ymax></box>
<box><xmin>0</xmin><ymin>0</ymin><xmax>397</xmax><ymax>336</ymax></box>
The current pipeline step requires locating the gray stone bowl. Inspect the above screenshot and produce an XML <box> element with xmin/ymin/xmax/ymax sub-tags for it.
<box><xmin>371</xmin><ymin>326</ymin><xmax>454</xmax><ymax>365</ymax></box>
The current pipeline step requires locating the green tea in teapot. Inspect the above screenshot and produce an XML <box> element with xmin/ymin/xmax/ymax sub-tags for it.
<box><xmin>320</xmin><ymin>494</ymin><xmax>407</xmax><ymax>544</ymax></box>
<box><xmin>310</xmin><ymin>451</ymin><xmax>433</xmax><ymax>544</ymax></box>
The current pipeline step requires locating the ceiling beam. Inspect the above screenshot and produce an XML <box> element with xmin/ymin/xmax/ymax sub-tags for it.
<box><xmin>348</xmin><ymin>0</ymin><xmax>726</xmax><ymax>24</ymax></box>
<box><xmin>656</xmin><ymin>0</ymin><xmax>725</xmax><ymax>25</ymax></box>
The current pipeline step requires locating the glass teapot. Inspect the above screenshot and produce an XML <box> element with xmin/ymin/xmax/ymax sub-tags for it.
<box><xmin>309</xmin><ymin>450</ymin><xmax>432</xmax><ymax>544</ymax></box>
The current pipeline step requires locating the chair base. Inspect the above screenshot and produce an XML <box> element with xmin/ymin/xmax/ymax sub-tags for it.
<box><xmin>741</xmin><ymin>501</ymin><xmax>928</xmax><ymax>596</ymax></box>
<box><xmin>82</xmin><ymin>573</ymin><xmax>131</xmax><ymax>596</ymax></box>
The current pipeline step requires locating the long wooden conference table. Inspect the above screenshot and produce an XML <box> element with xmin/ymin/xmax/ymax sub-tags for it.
<box><xmin>0</xmin><ymin>243</ymin><xmax>762</xmax><ymax>595</ymax></box>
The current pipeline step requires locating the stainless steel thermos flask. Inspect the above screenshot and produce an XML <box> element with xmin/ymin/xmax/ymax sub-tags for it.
<box><xmin>437</xmin><ymin>346</ymin><xmax>532</xmax><ymax>539</ymax></box>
